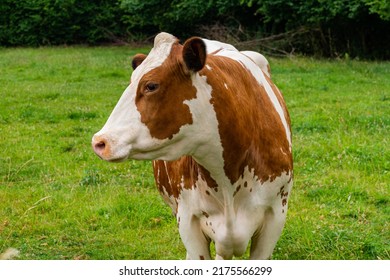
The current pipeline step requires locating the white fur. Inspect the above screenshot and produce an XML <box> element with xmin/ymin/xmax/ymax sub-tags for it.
<box><xmin>241</xmin><ymin>50</ymin><xmax>271</xmax><ymax>78</ymax></box>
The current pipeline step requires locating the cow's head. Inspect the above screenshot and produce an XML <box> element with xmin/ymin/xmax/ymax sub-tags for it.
<box><xmin>92</xmin><ymin>33</ymin><xmax>208</xmax><ymax>162</ymax></box>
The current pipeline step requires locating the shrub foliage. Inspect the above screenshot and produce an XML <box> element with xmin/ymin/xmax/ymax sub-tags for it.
<box><xmin>1</xmin><ymin>0</ymin><xmax>389</xmax><ymax>58</ymax></box>
<box><xmin>0</xmin><ymin>0</ymin><xmax>124</xmax><ymax>46</ymax></box>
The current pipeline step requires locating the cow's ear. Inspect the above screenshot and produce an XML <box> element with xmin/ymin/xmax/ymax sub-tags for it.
<box><xmin>182</xmin><ymin>37</ymin><xmax>206</xmax><ymax>72</ymax></box>
<box><xmin>132</xmin><ymin>53</ymin><xmax>147</xmax><ymax>70</ymax></box>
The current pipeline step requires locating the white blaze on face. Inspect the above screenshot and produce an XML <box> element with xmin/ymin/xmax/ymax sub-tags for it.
<box><xmin>92</xmin><ymin>33</ymin><xmax>178</xmax><ymax>161</ymax></box>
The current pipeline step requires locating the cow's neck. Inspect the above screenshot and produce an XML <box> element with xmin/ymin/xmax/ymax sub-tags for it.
<box><xmin>191</xmin><ymin>125</ymin><xmax>254</xmax><ymax>193</ymax></box>
<box><xmin>191</xmin><ymin>57</ymin><xmax>292</xmax><ymax>188</ymax></box>
<box><xmin>187</xmin><ymin>73</ymin><xmax>235</xmax><ymax>189</ymax></box>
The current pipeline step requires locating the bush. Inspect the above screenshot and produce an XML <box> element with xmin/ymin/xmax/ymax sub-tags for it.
<box><xmin>119</xmin><ymin>0</ymin><xmax>256</xmax><ymax>39</ymax></box>
<box><xmin>119</xmin><ymin>0</ymin><xmax>390</xmax><ymax>58</ymax></box>
<box><xmin>0</xmin><ymin>0</ymin><xmax>126</xmax><ymax>46</ymax></box>
<box><xmin>239</xmin><ymin>0</ymin><xmax>390</xmax><ymax>58</ymax></box>
<box><xmin>0</xmin><ymin>0</ymin><xmax>389</xmax><ymax>58</ymax></box>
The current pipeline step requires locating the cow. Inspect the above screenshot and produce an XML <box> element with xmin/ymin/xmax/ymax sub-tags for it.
<box><xmin>92</xmin><ymin>32</ymin><xmax>293</xmax><ymax>260</ymax></box>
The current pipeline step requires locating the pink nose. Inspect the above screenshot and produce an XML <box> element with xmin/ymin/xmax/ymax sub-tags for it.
<box><xmin>92</xmin><ymin>136</ymin><xmax>109</xmax><ymax>159</ymax></box>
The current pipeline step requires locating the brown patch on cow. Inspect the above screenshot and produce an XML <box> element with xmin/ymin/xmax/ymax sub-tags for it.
<box><xmin>154</xmin><ymin>157</ymin><xmax>195</xmax><ymax>199</ymax></box>
<box><xmin>199</xmin><ymin>255</ymin><xmax>205</xmax><ymax>260</ymax></box>
<box><xmin>277</xmin><ymin>185</ymin><xmax>289</xmax><ymax>199</ymax></box>
<box><xmin>202</xmin><ymin>211</ymin><xmax>209</xmax><ymax>218</ymax></box>
<box><xmin>278</xmin><ymin>185</ymin><xmax>289</xmax><ymax>208</ymax></box>
<box><xmin>135</xmin><ymin>43</ymin><xmax>196</xmax><ymax>140</ymax></box>
<box><xmin>153</xmin><ymin>156</ymin><xmax>218</xmax><ymax>200</ymax></box>
<box><xmin>202</xmin><ymin>55</ymin><xmax>293</xmax><ymax>185</ymax></box>
<box><xmin>233</xmin><ymin>185</ymin><xmax>241</xmax><ymax>197</ymax></box>
<box><xmin>244</xmin><ymin>181</ymin><xmax>248</xmax><ymax>188</ymax></box>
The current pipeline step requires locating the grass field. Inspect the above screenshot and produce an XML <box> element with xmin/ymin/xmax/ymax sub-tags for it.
<box><xmin>0</xmin><ymin>46</ymin><xmax>389</xmax><ymax>260</ymax></box>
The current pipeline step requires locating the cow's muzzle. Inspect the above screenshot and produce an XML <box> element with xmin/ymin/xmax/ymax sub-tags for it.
<box><xmin>92</xmin><ymin>135</ymin><xmax>111</xmax><ymax>160</ymax></box>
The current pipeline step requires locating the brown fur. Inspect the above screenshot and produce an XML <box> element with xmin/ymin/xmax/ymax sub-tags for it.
<box><xmin>199</xmin><ymin>55</ymin><xmax>292</xmax><ymax>184</ymax></box>
<box><xmin>135</xmin><ymin>44</ymin><xmax>196</xmax><ymax>140</ymax></box>
<box><xmin>154</xmin><ymin>156</ymin><xmax>218</xmax><ymax>212</ymax></box>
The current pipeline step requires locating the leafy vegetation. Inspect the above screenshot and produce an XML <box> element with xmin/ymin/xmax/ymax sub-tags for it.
<box><xmin>0</xmin><ymin>0</ymin><xmax>389</xmax><ymax>58</ymax></box>
<box><xmin>0</xmin><ymin>47</ymin><xmax>389</xmax><ymax>259</ymax></box>
<box><xmin>0</xmin><ymin>0</ymin><xmax>125</xmax><ymax>46</ymax></box>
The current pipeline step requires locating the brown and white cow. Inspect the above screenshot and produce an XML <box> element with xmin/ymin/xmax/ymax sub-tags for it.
<box><xmin>92</xmin><ymin>32</ymin><xmax>293</xmax><ymax>260</ymax></box>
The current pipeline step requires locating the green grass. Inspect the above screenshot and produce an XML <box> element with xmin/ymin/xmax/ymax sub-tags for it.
<box><xmin>273</xmin><ymin>58</ymin><xmax>390</xmax><ymax>259</ymax></box>
<box><xmin>0</xmin><ymin>47</ymin><xmax>389</xmax><ymax>260</ymax></box>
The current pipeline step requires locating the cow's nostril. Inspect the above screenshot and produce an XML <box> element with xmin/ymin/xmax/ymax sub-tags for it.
<box><xmin>93</xmin><ymin>139</ymin><xmax>107</xmax><ymax>156</ymax></box>
<box><xmin>95</xmin><ymin>141</ymin><xmax>105</xmax><ymax>150</ymax></box>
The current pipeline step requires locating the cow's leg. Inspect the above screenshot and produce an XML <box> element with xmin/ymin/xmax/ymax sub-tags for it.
<box><xmin>178</xmin><ymin>216</ymin><xmax>211</xmax><ymax>260</ymax></box>
<box><xmin>249</xmin><ymin>208</ymin><xmax>286</xmax><ymax>260</ymax></box>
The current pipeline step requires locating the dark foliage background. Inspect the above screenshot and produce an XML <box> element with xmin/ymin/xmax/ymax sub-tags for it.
<box><xmin>1</xmin><ymin>0</ymin><xmax>389</xmax><ymax>58</ymax></box>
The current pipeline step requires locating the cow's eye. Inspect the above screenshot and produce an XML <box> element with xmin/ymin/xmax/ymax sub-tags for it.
<box><xmin>145</xmin><ymin>82</ymin><xmax>159</xmax><ymax>93</ymax></box>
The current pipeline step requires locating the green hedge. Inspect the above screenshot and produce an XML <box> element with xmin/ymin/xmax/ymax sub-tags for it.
<box><xmin>1</xmin><ymin>0</ymin><xmax>389</xmax><ymax>59</ymax></box>
<box><xmin>239</xmin><ymin>0</ymin><xmax>390</xmax><ymax>58</ymax></box>
<box><xmin>0</xmin><ymin>0</ymin><xmax>125</xmax><ymax>46</ymax></box>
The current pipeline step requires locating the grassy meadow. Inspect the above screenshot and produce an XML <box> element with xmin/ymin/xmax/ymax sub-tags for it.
<box><xmin>0</xmin><ymin>46</ymin><xmax>389</xmax><ymax>260</ymax></box>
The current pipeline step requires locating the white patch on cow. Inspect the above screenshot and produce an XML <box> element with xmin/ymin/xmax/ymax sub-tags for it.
<box><xmin>131</xmin><ymin>33</ymin><xmax>177</xmax><ymax>83</ymax></box>
<box><xmin>184</xmin><ymin>74</ymin><xmax>232</xmax><ymax>189</ymax></box>
<box><xmin>241</xmin><ymin>50</ymin><xmax>270</xmax><ymax>78</ymax></box>
<box><xmin>224</xmin><ymin>83</ymin><xmax>229</xmax><ymax>89</ymax></box>
<box><xmin>202</xmin><ymin>39</ymin><xmax>238</xmax><ymax>53</ymax></box>
<box><xmin>205</xmin><ymin>64</ymin><xmax>212</xmax><ymax>71</ymax></box>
